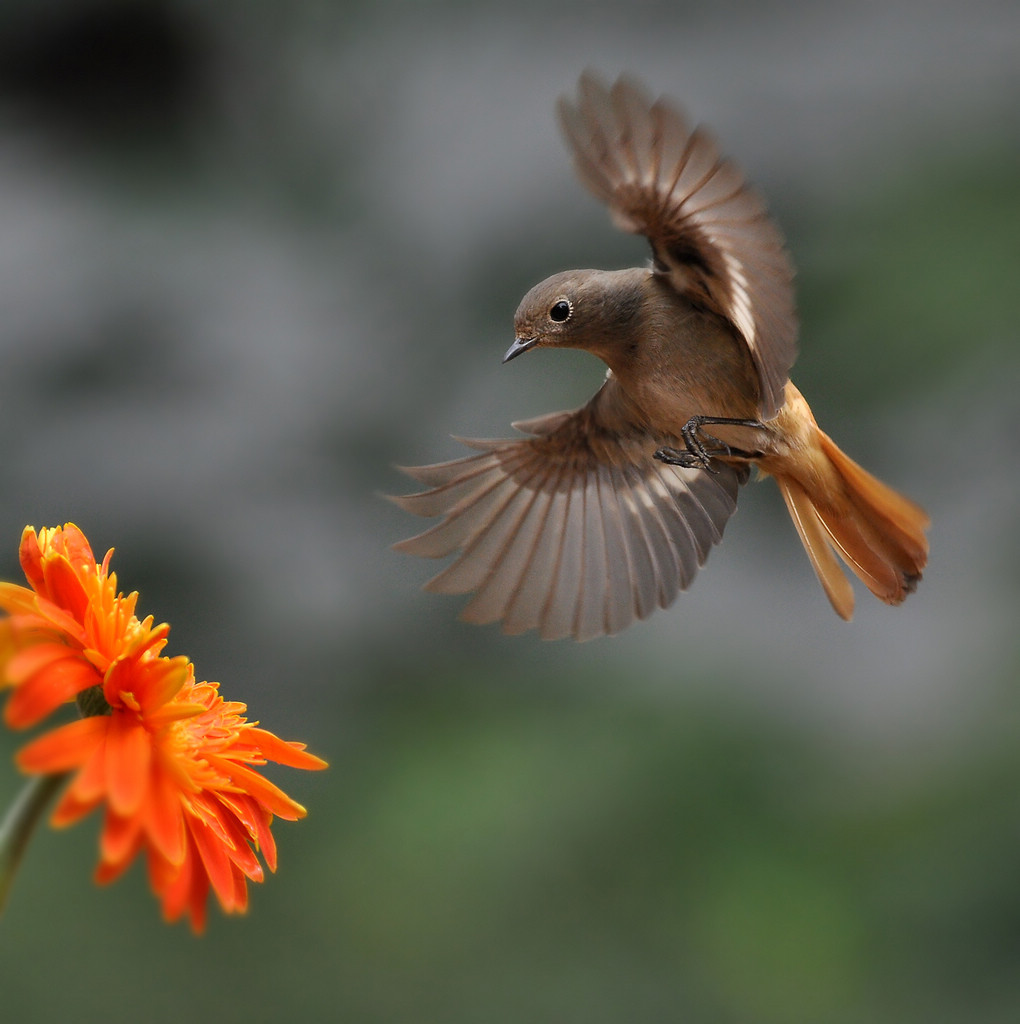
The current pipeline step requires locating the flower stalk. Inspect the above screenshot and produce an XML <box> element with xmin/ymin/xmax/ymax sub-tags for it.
<box><xmin>0</xmin><ymin>772</ymin><xmax>68</xmax><ymax>916</ymax></box>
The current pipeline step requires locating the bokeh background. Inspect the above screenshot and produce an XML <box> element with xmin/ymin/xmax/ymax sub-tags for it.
<box><xmin>0</xmin><ymin>1</ymin><xmax>1017</xmax><ymax>1021</ymax></box>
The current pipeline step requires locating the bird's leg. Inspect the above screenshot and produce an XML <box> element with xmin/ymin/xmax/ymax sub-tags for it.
<box><xmin>682</xmin><ymin>415</ymin><xmax>766</xmax><ymax>461</ymax></box>
<box><xmin>654</xmin><ymin>416</ymin><xmax>766</xmax><ymax>473</ymax></box>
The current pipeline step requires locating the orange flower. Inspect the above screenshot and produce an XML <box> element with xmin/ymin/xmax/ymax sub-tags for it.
<box><xmin>0</xmin><ymin>524</ymin><xmax>326</xmax><ymax>932</ymax></box>
<box><xmin>0</xmin><ymin>524</ymin><xmax>168</xmax><ymax>729</ymax></box>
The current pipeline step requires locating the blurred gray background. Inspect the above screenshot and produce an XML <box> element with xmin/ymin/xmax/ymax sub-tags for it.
<box><xmin>0</xmin><ymin>1</ymin><xmax>1018</xmax><ymax>1021</ymax></box>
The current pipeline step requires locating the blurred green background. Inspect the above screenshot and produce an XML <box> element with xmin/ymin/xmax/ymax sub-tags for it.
<box><xmin>0</xmin><ymin>1</ymin><xmax>1018</xmax><ymax>1021</ymax></box>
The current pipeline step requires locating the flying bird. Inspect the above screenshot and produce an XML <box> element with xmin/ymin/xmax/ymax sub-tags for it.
<box><xmin>391</xmin><ymin>73</ymin><xmax>929</xmax><ymax>641</ymax></box>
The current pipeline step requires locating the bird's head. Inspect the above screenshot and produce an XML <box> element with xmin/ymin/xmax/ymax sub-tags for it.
<box><xmin>505</xmin><ymin>268</ymin><xmax>645</xmax><ymax>364</ymax></box>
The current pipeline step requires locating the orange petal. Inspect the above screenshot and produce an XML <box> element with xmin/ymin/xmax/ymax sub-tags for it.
<box><xmin>0</xmin><ymin>581</ymin><xmax>41</xmax><ymax>617</ymax></box>
<box><xmin>217</xmin><ymin>790</ymin><xmax>260</xmax><ymax>843</ymax></box>
<box><xmin>216</xmin><ymin>758</ymin><xmax>308</xmax><ymax>820</ymax></box>
<box><xmin>254</xmin><ymin>807</ymin><xmax>277</xmax><ymax>872</ymax></box>
<box><xmin>143</xmin><ymin>762</ymin><xmax>186</xmax><ymax>866</ymax></box>
<box><xmin>150</xmin><ymin>841</ymin><xmax>208</xmax><ymax>933</ymax></box>
<box><xmin>189</xmin><ymin>793</ymin><xmax>239</xmax><ymax>850</ymax></box>
<box><xmin>95</xmin><ymin>839</ymin><xmax>141</xmax><ymax>887</ymax></box>
<box><xmin>5</xmin><ymin>642</ymin><xmax>82</xmax><ymax>684</ymax></box>
<box><xmin>247</xmin><ymin>727</ymin><xmax>329</xmax><ymax>770</ymax></box>
<box><xmin>146</xmin><ymin>700</ymin><xmax>207</xmax><ymax>728</ymax></box>
<box><xmin>188</xmin><ymin>816</ymin><xmax>240</xmax><ymax>913</ymax></box>
<box><xmin>99</xmin><ymin>808</ymin><xmax>142</xmax><ymax>870</ymax></box>
<box><xmin>104</xmin><ymin>712</ymin><xmax>152</xmax><ymax>816</ymax></box>
<box><xmin>186</xmin><ymin>873</ymin><xmax>209</xmax><ymax>933</ymax></box>
<box><xmin>122</xmin><ymin>620</ymin><xmax>171</xmax><ymax>663</ymax></box>
<box><xmin>214</xmin><ymin>805</ymin><xmax>263</xmax><ymax>881</ymax></box>
<box><xmin>30</xmin><ymin>596</ymin><xmax>87</xmax><ymax>645</ymax></box>
<box><xmin>100</xmin><ymin>656</ymin><xmax>137</xmax><ymax>708</ymax></box>
<box><xmin>51</xmin><ymin>786</ymin><xmax>101</xmax><ymax>828</ymax></box>
<box><xmin>16</xmin><ymin>715</ymin><xmax>108</xmax><ymax>773</ymax></box>
<box><xmin>40</xmin><ymin>553</ymin><xmax>90</xmax><ymax>623</ymax></box>
<box><xmin>4</xmin><ymin>656</ymin><xmax>100</xmax><ymax>729</ymax></box>
<box><xmin>52</xmin><ymin>524</ymin><xmax>96</xmax><ymax>569</ymax></box>
<box><xmin>103</xmin><ymin>654</ymin><xmax>190</xmax><ymax>715</ymax></box>
<box><xmin>221</xmin><ymin>792</ymin><xmax>277</xmax><ymax>872</ymax></box>
<box><xmin>65</xmin><ymin>733</ymin><xmax>109</xmax><ymax>804</ymax></box>
<box><xmin>190</xmin><ymin>794</ymin><xmax>263</xmax><ymax>883</ymax></box>
<box><xmin>17</xmin><ymin>527</ymin><xmax>45</xmax><ymax>593</ymax></box>
<box><xmin>227</xmin><ymin>861</ymin><xmax>250</xmax><ymax>914</ymax></box>
<box><xmin>137</xmin><ymin>656</ymin><xmax>192</xmax><ymax>713</ymax></box>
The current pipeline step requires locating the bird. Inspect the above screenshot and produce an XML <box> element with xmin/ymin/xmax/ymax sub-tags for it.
<box><xmin>391</xmin><ymin>72</ymin><xmax>929</xmax><ymax>641</ymax></box>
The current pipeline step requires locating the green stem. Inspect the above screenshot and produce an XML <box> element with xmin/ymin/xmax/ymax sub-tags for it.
<box><xmin>0</xmin><ymin>773</ymin><xmax>68</xmax><ymax>918</ymax></box>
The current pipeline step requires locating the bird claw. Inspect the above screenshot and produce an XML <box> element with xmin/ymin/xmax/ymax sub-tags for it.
<box><xmin>654</xmin><ymin>445</ymin><xmax>719</xmax><ymax>473</ymax></box>
<box><xmin>655</xmin><ymin>415</ymin><xmax>766</xmax><ymax>473</ymax></box>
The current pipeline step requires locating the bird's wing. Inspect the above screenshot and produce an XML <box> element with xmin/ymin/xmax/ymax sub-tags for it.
<box><xmin>557</xmin><ymin>73</ymin><xmax>798</xmax><ymax>420</ymax></box>
<box><xmin>391</xmin><ymin>377</ymin><xmax>747</xmax><ymax>641</ymax></box>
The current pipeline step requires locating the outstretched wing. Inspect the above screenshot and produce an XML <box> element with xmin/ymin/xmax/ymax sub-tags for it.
<box><xmin>557</xmin><ymin>73</ymin><xmax>798</xmax><ymax>420</ymax></box>
<box><xmin>391</xmin><ymin>378</ymin><xmax>748</xmax><ymax>641</ymax></box>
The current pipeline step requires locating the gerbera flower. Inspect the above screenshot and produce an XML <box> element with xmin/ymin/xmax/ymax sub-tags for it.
<box><xmin>0</xmin><ymin>523</ymin><xmax>169</xmax><ymax>729</ymax></box>
<box><xmin>0</xmin><ymin>524</ymin><xmax>326</xmax><ymax>932</ymax></box>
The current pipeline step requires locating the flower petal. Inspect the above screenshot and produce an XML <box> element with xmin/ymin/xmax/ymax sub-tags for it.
<box><xmin>51</xmin><ymin>786</ymin><xmax>102</xmax><ymax>828</ymax></box>
<box><xmin>40</xmin><ymin>552</ymin><xmax>90</xmax><ymax>622</ymax></box>
<box><xmin>220</xmin><ymin>792</ymin><xmax>277</xmax><ymax>872</ymax></box>
<box><xmin>17</xmin><ymin>527</ymin><xmax>46</xmax><ymax>593</ymax></box>
<box><xmin>213</xmin><ymin>758</ymin><xmax>308</xmax><ymax>820</ymax></box>
<box><xmin>246</xmin><ymin>727</ymin><xmax>329</xmax><ymax>770</ymax></box>
<box><xmin>143</xmin><ymin>761</ymin><xmax>186</xmax><ymax>866</ymax></box>
<box><xmin>103</xmin><ymin>712</ymin><xmax>152</xmax><ymax>816</ymax></box>
<box><xmin>0</xmin><ymin>581</ymin><xmax>41</xmax><ymax>617</ymax></box>
<box><xmin>188</xmin><ymin>815</ymin><xmax>242</xmax><ymax>913</ymax></box>
<box><xmin>4</xmin><ymin>656</ymin><xmax>100</xmax><ymax>729</ymax></box>
<box><xmin>16</xmin><ymin>715</ymin><xmax>108</xmax><ymax>773</ymax></box>
<box><xmin>63</xmin><ymin>732</ymin><xmax>110</xmax><ymax>805</ymax></box>
<box><xmin>99</xmin><ymin>808</ymin><xmax>142</xmax><ymax>871</ymax></box>
<box><xmin>149</xmin><ymin>841</ymin><xmax>208</xmax><ymax>932</ymax></box>
<box><xmin>30</xmin><ymin>595</ymin><xmax>88</xmax><ymax>645</ymax></box>
<box><xmin>6</xmin><ymin>642</ymin><xmax>82</xmax><ymax>685</ymax></box>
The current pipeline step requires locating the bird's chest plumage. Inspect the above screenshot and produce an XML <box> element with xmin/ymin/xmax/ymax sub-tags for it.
<box><xmin>608</xmin><ymin>301</ymin><xmax>762</xmax><ymax>437</ymax></box>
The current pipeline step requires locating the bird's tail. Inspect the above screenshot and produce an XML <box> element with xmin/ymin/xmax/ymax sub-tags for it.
<box><xmin>774</xmin><ymin>428</ymin><xmax>929</xmax><ymax>620</ymax></box>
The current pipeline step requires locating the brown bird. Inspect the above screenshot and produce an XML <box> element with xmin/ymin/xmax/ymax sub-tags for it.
<box><xmin>392</xmin><ymin>73</ymin><xmax>929</xmax><ymax>640</ymax></box>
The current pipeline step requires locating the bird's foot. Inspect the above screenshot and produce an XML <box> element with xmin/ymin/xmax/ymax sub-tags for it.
<box><xmin>655</xmin><ymin>415</ymin><xmax>766</xmax><ymax>473</ymax></box>
<box><xmin>654</xmin><ymin>445</ymin><xmax>719</xmax><ymax>473</ymax></box>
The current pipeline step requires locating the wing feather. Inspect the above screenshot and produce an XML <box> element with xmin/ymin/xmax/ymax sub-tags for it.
<box><xmin>644</xmin><ymin>468</ymin><xmax>703</xmax><ymax>588</ymax></box>
<box><xmin>618</xmin><ymin>461</ymin><xmax>683</xmax><ymax>608</ymax></box>
<box><xmin>608</xmin><ymin>462</ymin><xmax>659</xmax><ymax>620</ymax></box>
<box><xmin>558</xmin><ymin>73</ymin><xmax>798</xmax><ymax>419</ymax></box>
<box><xmin>422</xmin><ymin>462</ymin><xmax>545</xmax><ymax>595</ymax></box>
<box><xmin>505</xmin><ymin>443</ymin><xmax>577</xmax><ymax>636</ymax></box>
<box><xmin>391</xmin><ymin>378</ymin><xmax>744</xmax><ymax>640</ymax></box>
<box><xmin>540</xmin><ymin>465</ymin><xmax>586</xmax><ymax>641</ymax></box>
<box><xmin>459</xmin><ymin>451</ymin><xmax>573</xmax><ymax>626</ymax></box>
<box><xmin>595</xmin><ymin>462</ymin><xmax>638</xmax><ymax>635</ymax></box>
<box><xmin>499</xmin><ymin>475</ymin><xmax>566</xmax><ymax>635</ymax></box>
<box><xmin>575</xmin><ymin>469</ymin><xmax>610</xmax><ymax>642</ymax></box>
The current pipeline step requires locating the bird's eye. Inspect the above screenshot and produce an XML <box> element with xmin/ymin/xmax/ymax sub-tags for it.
<box><xmin>549</xmin><ymin>299</ymin><xmax>572</xmax><ymax>323</ymax></box>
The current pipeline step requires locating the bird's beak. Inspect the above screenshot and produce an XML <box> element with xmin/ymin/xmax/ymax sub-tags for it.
<box><xmin>502</xmin><ymin>336</ymin><xmax>539</xmax><ymax>364</ymax></box>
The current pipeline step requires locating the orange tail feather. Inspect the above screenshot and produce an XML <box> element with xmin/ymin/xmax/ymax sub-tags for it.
<box><xmin>775</xmin><ymin>429</ymin><xmax>929</xmax><ymax>620</ymax></box>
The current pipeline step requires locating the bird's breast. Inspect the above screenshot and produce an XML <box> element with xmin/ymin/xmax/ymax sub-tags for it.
<box><xmin>609</xmin><ymin>306</ymin><xmax>762</xmax><ymax>437</ymax></box>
